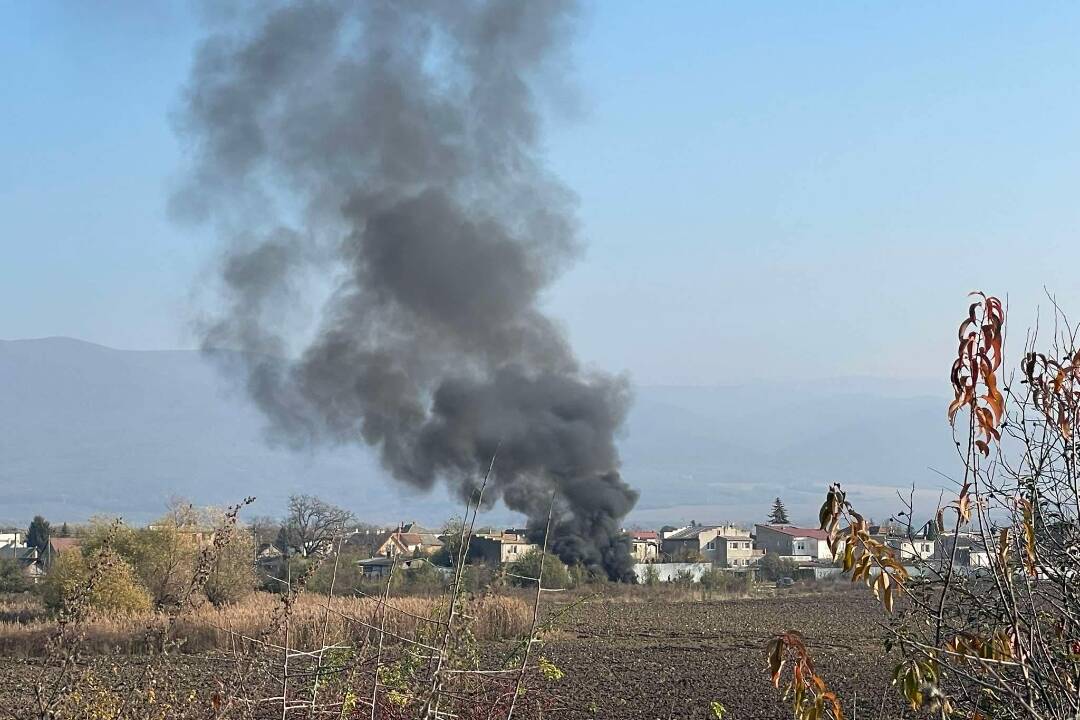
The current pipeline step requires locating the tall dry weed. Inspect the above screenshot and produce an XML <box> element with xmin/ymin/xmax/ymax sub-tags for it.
<box><xmin>0</xmin><ymin>592</ymin><xmax>530</xmax><ymax>656</ymax></box>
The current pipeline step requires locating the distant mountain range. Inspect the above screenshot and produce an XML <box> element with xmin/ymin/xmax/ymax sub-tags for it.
<box><xmin>0</xmin><ymin>337</ymin><xmax>959</xmax><ymax>530</ymax></box>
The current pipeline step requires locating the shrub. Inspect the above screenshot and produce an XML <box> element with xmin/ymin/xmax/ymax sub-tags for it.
<box><xmin>757</xmin><ymin>553</ymin><xmax>797</xmax><ymax>581</ymax></box>
<box><xmin>699</xmin><ymin>569</ymin><xmax>750</xmax><ymax>594</ymax></box>
<box><xmin>507</xmin><ymin>549</ymin><xmax>569</xmax><ymax>589</ymax></box>
<box><xmin>303</xmin><ymin>552</ymin><xmax>361</xmax><ymax>595</ymax></box>
<box><xmin>566</xmin><ymin>562</ymin><xmax>607</xmax><ymax>587</ymax></box>
<box><xmin>458</xmin><ymin>563</ymin><xmax>495</xmax><ymax>593</ymax></box>
<box><xmin>640</xmin><ymin>564</ymin><xmax>660</xmax><ymax>586</ymax></box>
<box><xmin>400</xmin><ymin>560</ymin><xmax>446</xmax><ymax>592</ymax></box>
<box><xmin>671</xmin><ymin>568</ymin><xmax>696</xmax><ymax>587</ymax></box>
<box><xmin>42</xmin><ymin>548</ymin><xmax>151</xmax><ymax>616</ymax></box>
<box><xmin>203</xmin><ymin>530</ymin><xmax>257</xmax><ymax>606</ymax></box>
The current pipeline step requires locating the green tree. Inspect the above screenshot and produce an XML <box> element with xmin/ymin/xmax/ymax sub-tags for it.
<box><xmin>27</xmin><ymin>515</ymin><xmax>51</xmax><ymax>553</ymax></box>
<box><xmin>0</xmin><ymin>559</ymin><xmax>29</xmax><ymax>593</ymax></box>
<box><xmin>768</xmin><ymin>497</ymin><xmax>790</xmax><ymax>525</ymax></box>
<box><xmin>430</xmin><ymin>517</ymin><xmax>465</xmax><ymax>567</ymax></box>
<box><xmin>507</xmin><ymin>548</ymin><xmax>570</xmax><ymax>590</ymax></box>
<box><xmin>274</xmin><ymin>525</ymin><xmax>291</xmax><ymax>556</ymax></box>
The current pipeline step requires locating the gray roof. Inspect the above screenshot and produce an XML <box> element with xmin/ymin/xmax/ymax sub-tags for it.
<box><xmin>358</xmin><ymin>557</ymin><xmax>396</xmax><ymax>567</ymax></box>
<box><xmin>0</xmin><ymin>545</ymin><xmax>39</xmax><ymax>562</ymax></box>
<box><xmin>664</xmin><ymin>526</ymin><xmax>721</xmax><ymax>541</ymax></box>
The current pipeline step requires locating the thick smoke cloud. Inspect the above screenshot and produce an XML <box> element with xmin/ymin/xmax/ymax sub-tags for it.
<box><xmin>177</xmin><ymin>0</ymin><xmax>637</xmax><ymax>579</ymax></box>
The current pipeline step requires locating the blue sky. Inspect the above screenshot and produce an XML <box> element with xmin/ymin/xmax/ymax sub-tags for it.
<box><xmin>4</xmin><ymin>3</ymin><xmax>1080</xmax><ymax>386</ymax></box>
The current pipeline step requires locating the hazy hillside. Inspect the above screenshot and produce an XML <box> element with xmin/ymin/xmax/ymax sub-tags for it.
<box><xmin>0</xmin><ymin>338</ymin><xmax>958</xmax><ymax>528</ymax></box>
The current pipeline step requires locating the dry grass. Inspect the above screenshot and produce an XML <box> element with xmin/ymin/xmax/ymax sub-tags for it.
<box><xmin>0</xmin><ymin>591</ymin><xmax>530</xmax><ymax>656</ymax></box>
<box><xmin>0</xmin><ymin>593</ymin><xmax>47</xmax><ymax>623</ymax></box>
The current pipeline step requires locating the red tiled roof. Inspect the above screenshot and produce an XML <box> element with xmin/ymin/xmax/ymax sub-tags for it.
<box><xmin>628</xmin><ymin>531</ymin><xmax>658</xmax><ymax>540</ymax></box>
<box><xmin>49</xmin><ymin>538</ymin><xmax>82</xmax><ymax>553</ymax></box>
<box><xmin>760</xmin><ymin>525</ymin><xmax>829</xmax><ymax>540</ymax></box>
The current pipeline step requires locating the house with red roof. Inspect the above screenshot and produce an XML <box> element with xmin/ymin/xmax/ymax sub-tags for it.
<box><xmin>754</xmin><ymin>524</ymin><xmax>834</xmax><ymax>561</ymax></box>
<box><xmin>626</xmin><ymin>530</ymin><xmax>660</xmax><ymax>562</ymax></box>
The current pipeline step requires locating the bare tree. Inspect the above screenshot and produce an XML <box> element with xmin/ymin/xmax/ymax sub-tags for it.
<box><xmin>247</xmin><ymin>514</ymin><xmax>283</xmax><ymax>547</ymax></box>
<box><xmin>282</xmin><ymin>494</ymin><xmax>354</xmax><ymax>557</ymax></box>
<box><xmin>163</xmin><ymin>496</ymin><xmax>201</xmax><ymax>528</ymax></box>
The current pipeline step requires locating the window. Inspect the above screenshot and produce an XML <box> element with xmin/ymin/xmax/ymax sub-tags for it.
<box><xmin>744</xmin><ymin>542</ymin><xmax>751</xmax><ymax>549</ymax></box>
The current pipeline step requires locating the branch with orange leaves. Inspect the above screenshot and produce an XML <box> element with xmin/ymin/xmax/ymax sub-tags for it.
<box><xmin>1022</xmin><ymin>347</ymin><xmax>1080</xmax><ymax>441</ymax></box>
<box><xmin>819</xmin><ymin>484</ymin><xmax>910</xmax><ymax>614</ymax></box>
<box><xmin>766</xmin><ymin>631</ymin><xmax>845</xmax><ymax>720</ymax></box>
<box><xmin>948</xmin><ymin>293</ymin><xmax>1005</xmax><ymax>457</ymax></box>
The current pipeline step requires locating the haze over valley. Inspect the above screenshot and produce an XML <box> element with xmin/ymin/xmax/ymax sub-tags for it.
<box><xmin>1</xmin><ymin>336</ymin><xmax>954</xmax><ymax>528</ymax></box>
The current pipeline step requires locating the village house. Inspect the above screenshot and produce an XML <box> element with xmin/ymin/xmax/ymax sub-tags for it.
<box><xmin>754</xmin><ymin>524</ymin><xmax>833</xmax><ymax>561</ymax></box>
<box><xmin>936</xmin><ymin>533</ymin><xmax>991</xmax><ymax>568</ymax></box>
<box><xmin>254</xmin><ymin>543</ymin><xmax>286</xmax><ymax>578</ymax></box>
<box><xmin>661</xmin><ymin>524</ymin><xmax>748</xmax><ymax>561</ymax></box>
<box><xmin>834</xmin><ymin>522</ymin><xmax>936</xmax><ymax>563</ymax></box>
<box><xmin>889</xmin><ymin>532</ymin><xmax>936</xmax><ymax>561</ymax></box>
<box><xmin>705</xmin><ymin>535</ymin><xmax>761</xmax><ymax>568</ymax></box>
<box><xmin>368</xmin><ymin>523</ymin><xmax>445</xmax><ymax>558</ymax></box>
<box><xmin>627</xmin><ymin>530</ymin><xmax>660</xmax><ymax>562</ymax></box>
<box><xmin>41</xmin><ymin>537</ymin><xmax>81</xmax><ymax>568</ymax></box>
<box><xmin>358</xmin><ymin>556</ymin><xmax>396</xmax><ymax>578</ymax></box>
<box><xmin>358</xmin><ymin>556</ymin><xmax>448</xmax><ymax>579</ymax></box>
<box><xmin>470</xmin><ymin>529</ymin><xmax>538</xmax><ymax>565</ymax></box>
<box><xmin>0</xmin><ymin>544</ymin><xmax>45</xmax><ymax>583</ymax></box>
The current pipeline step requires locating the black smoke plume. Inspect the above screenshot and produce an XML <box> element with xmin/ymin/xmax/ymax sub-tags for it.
<box><xmin>176</xmin><ymin>0</ymin><xmax>637</xmax><ymax>580</ymax></box>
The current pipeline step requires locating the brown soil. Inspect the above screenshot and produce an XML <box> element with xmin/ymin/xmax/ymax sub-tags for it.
<box><xmin>534</xmin><ymin>591</ymin><xmax>902</xmax><ymax>719</ymax></box>
<box><xmin>0</xmin><ymin>590</ymin><xmax>904</xmax><ymax>719</ymax></box>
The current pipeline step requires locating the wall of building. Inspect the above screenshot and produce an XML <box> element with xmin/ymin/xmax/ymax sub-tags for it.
<box><xmin>709</xmin><ymin>538</ymin><xmax>756</xmax><ymax>567</ymax></box>
<box><xmin>499</xmin><ymin>541</ymin><xmax>537</xmax><ymax>564</ymax></box>
<box><xmin>633</xmin><ymin>562</ymin><xmax>713</xmax><ymax>583</ymax></box>
<box><xmin>631</xmin><ymin>540</ymin><xmax>659</xmax><ymax>562</ymax></box>
<box><xmin>753</xmin><ymin>526</ymin><xmax>795</xmax><ymax>555</ymax></box>
<box><xmin>469</xmin><ymin>536</ymin><xmax>538</xmax><ymax>565</ymax></box>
